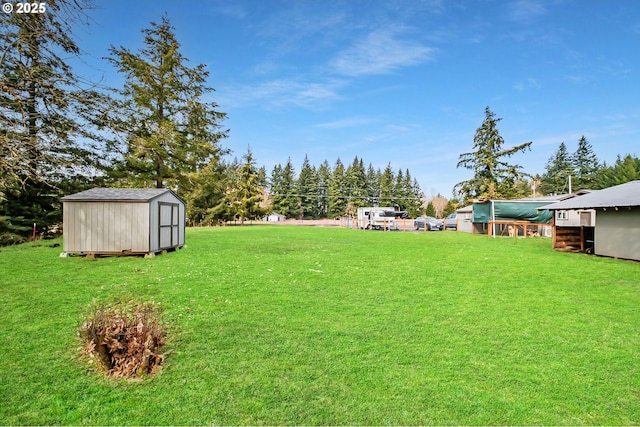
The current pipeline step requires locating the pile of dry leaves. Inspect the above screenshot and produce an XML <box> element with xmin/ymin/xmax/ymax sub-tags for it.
<box><xmin>80</xmin><ymin>300</ymin><xmax>167</xmax><ymax>378</ymax></box>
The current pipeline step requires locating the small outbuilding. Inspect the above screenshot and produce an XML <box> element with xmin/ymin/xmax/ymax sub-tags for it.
<box><xmin>454</xmin><ymin>205</ymin><xmax>474</xmax><ymax>233</ymax></box>
<box><xmin>541</xmin><ymin>180</ymin><xmax>640</xmax><ymax>261</ymax></box>
<box><xmin>62</xmin><ymin>188</ymin><xmax>185</xmax><ymax>256</ymax></box>
<box><xmin>263</xmin><ymin>212</ymin><xmax>286</xmax><ymax>222</ymax></box>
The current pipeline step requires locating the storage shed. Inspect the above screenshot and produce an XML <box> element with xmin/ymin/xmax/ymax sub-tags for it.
<box><xmin>62</xmin><ymin>188</ymin><xmax>185</xmax><ymax>256</ymax></box>
<box><xmin>455</xmin><ymin>205</ymin><xmax>474</xmax><ymax>233</ymax></box>
<box><xmin>541</xmin><ymin>180</ymin><xmax>640</xmax><ymax>261</ymax></box>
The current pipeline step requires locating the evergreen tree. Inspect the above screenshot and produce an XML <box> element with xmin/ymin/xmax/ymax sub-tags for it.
<box><xmin>595</xmin><ymin>154</ymin><xmax>640</xmax><ymax>188</ymax></box>
<box><xmin>572</xmin><ymin>136</ymin><xmax>600</xmax><ymax>190</ymax></box>
<box><xmin>256</xmin><ymin>166</ymin><xmax>270</xmax><ymax>214</ymax></box>
<box><xmin>379</xmin><ymin>163</ymin><xmax>395</xmax><ymax>206</ymax></box>
<box><xmin>394</xmin><ymin>168</ymin><xmax>422</xmax><ymax>215</ymax></box>
<box><xmin>105</xmin><ymin>16</ymin><xmax>227</xmax><ymax>190</ymax></box>
<box><xmin>455</xmin><ymin>106</ymin><xmax>532</xmax><ymax>199</ymax></box>
<box><xmin>442</xmin><ymin>199</ymin><xmax>458</xmax><ymax>218</ymax></box>
<box><xmin>317</xmin><ymin>160</ymin><xmax>331</xmax><ymax>217</ymax></box>
<box><xmin>297</xmin><ymin>155</ymin><xmax>319</xmax><ymax>219</ymax></box>
<box><xmin>365</xmin><ymin>164</ymin><xmax>380</xmax><ymax>206</ymax></box>
<box><xmin>425</xmin><ymin>201</ymin><xmax>436</xmax><ymax>217</ymax></box>
<box><xmin>409</xmin><ymin>174</ymin><xmax>424</xmax><ymax>217</ymax></box>
<box><xmin>270</xmin><ymin>158</ymin><xmax>299</xmax><ymax>218</ymax></box>
<box><xmin>394</xmin><ymin>169</ymin><xmax>407</xmax><ymax>208</ymax></box>
<box><xmin>0</xmin><ymin>0</ymin><xmax>103</xmax><ymax>243</ymax></box>
<box><xmin>345</xmin><ymin>156</ymin><xmax>367</xmax><ymax>209</ymax></box>
<box><xmin>182</xmin><ymin>157</ymin><xmax>226</xmax><ymax>225</ymax></box>
<box><xmin>230</xmin><ymin>148</ymin><xmax>263</xmax><ymax>224</ymax></box>
<box><xmin>327</xmin><ymin>159</ymin><xmax>346</xmax><ymax>218</ymax></box>
<box><xmin>540</xmin><ymin>142</ymin><xmax>574</xmax><ymax>195</ymax></box>
<box><xmin>269</xmin><ymin>163</ymin><xmax>284</xmax><ymax>213</ymax></box>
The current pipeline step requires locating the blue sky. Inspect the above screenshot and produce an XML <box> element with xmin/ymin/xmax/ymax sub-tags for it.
<box><xmin>73</xmin><ymin>0</ymin><xmax>640</xmax><ymax>196</ymax></box>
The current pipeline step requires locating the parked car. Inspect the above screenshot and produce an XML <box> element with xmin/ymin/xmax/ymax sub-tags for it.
<box><xmin>445</xmin><ymin>213</ymin><xmax>457</xmax><ymax>230</ymax></box>
<box><xmin>414</xmin><ymin>216</ymin><xmax>443</xmax><ymax>231</ymax></box>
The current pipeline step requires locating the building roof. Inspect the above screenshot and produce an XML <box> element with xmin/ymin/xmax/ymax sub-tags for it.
<box><xmin>62</xmin><ymin>187</ymin><xmax>180</xmax><ymax>203</ymax></box>
<box><xmin>540</xmin><ymin>181</ymin><xmax>640</xmax><ymax>210</ymax></box>
<box><xmin>474</xmin><ymin>191</ymin><xmax>592</xmax><ymax>204</ymax></box>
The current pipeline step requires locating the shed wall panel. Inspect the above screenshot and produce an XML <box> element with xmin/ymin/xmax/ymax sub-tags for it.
<box><xmin>130</xmin><ymin>203</ymin><xmax>150</xmax><ymax>252</ymax></box>
<box><xmin>64</xmin><ymin>201</ymin><xmax>151</xmax><ymax>253</ymax></box>
<box><xmin>595</xmin><ymin>209</ymin><xmax>640</xmax><ymax>261</ymax></box>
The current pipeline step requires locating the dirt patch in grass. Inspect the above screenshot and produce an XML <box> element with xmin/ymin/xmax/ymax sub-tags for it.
<box><xmin>80</xmin><ymin>300</ymin><xmax>167</xmax><ymax>378</ymax></box>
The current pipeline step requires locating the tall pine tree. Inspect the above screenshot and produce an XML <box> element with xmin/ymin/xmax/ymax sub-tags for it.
<box><xmin>229</xmin><ymin>148</ymin><xmax>263</xmax><ymax>224</ymax></box>
<box><xmin>297</xmin><ymin>155</ymin><xmax>320</xmax><ymax>219</ymax></box>
<box><xmin>379</xmin><ymin>163</ymin><xmax>395</xmax><ymax>206</ymax></box>
<box><xmin>327</xmin><ymin>159</ymin><xmax>346</xmax><ymax>218</ymax></box>
<box><xmin>572</xmin><ymin>136</ymin><xmax>600</xmax><ymax>190</ymax></box>
<box><xmin>105</xmin><ymin>16</ymin><xmax>228</xmax><ymax>192</ymax></box>
<box><xmin>455</xmin><ymin>106</ymin><xmax>532</xmax><ymax>200</ymax></box>
<box><xmin>0</xmin><ymin>0</ymin><xmax>103</xmax><ymax>243</ymax></box>
<box><xmin>540</xmin><ymin>142</ymin><xmax>574</xmax><ymax>195</ymax></box>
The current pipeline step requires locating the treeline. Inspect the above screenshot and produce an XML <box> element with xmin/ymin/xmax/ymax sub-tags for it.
<box><xmin>2</xmin><ymin>5</ymin><xmax>638</xmax><ymax>245</ymax></box>
<box><xmin>537</xmin><ymin>136</ymin><xmax>640</xmax><ymax>195</ymax></box>
<box><xmin>1</xmin><ymin>9</ymin><xmax>234</xmax><ymax>244</ymax></box>
<box><xmin>267</xmin><ymin>156</ymin><xmax>423</xmax><ymax>220</ymax></box>
<box><xmin>455</xmin><ymin>108</ymin><xmax>640</xmax><ymax>202</ymax></box>
<box><xmin>4</xmin><ymin>8</ymin><xmax>426</xmax><ymax>243</ymax></box>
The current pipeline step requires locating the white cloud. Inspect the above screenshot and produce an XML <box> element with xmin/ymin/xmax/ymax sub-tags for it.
<box><xmin>506</xmin><ymin>0</ymin><xmax>547</xmax><ymax>23</ymax></box>
<box><xmin>513</xmin><ymin>78</ymin><xmax>541</xmax><ymax>91</ymax></box>
<box><xmin>315</xmin><ymin>116</ymin><xmax>376</xmax><ymax>129</ymax></box>
<box><xmin>330</xmin><ymin>26</ymin><xmax>434</xmax><ymax>76</ymax></box>
<box><xmin>216</xmin><ymin>4</ymin><xmax>246</xmax><ymax>20</ymax></box>
<box><xmin>218</xmin><ymin>78</ymin><xmax>348</xmax><ymax>110</ymax></box>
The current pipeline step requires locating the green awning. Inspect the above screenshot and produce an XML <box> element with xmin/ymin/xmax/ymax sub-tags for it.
<box><xmin>472</xmin><ymin>201</ymin><xmax>553</xmax><ymax>224</ymax></box>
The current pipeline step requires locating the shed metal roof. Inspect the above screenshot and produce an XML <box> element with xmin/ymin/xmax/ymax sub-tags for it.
<box><xmin>539</xmin><ymin>180</ymin><xmax>640</xmax><ymax>210</ymax></box>
<box><xmin>62</xmin><ymin>187</ymin><xmax>181</xmax><ymax>203</ymax></box>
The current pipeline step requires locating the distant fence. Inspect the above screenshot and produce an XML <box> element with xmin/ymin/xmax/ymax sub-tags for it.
<box><xmin>341</xmin><ymin>217</ymin><xmax>455</xmax><ymax>232</ymax></box>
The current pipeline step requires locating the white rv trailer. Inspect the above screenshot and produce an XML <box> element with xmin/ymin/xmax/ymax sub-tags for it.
<box><xmin>356</xmin><ymin>207</ymin><xmax>407</xmax><ymax>230</ymax></box>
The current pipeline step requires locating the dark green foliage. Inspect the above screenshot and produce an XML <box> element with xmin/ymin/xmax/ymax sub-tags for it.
<box><xmin>270</xmin><ymin>159</ymin><xmax>300</xmax><ymax>219</ymax></box>
<box><xmin>327</xmin><ymin>158</ymin><xmax>346</xmax><ymax>218</ymax></box>
<box><xmin>104</xmin><ymin>16</ymin><xmax>228</xmax><ymax>191</ymax></box>
<box><xmin>595</xmin><ymin>154</ymin><xmax>640</xmax><ymax>189</ymax></box>
<box><xmin>267</xmin><ymin>156</ymin><xmax>424</xmax><ymax>219</ymax></box>
<box><xmin>379</xmin><ymin>163</ymin><xmax>395</xmax><ymax>205</ymax></box>
<box><xmin>298</xmin><ymin>156</ymin><xmax>320</xmax><ymax>219</ymax></box>
<box><xmin>540</xmin><ymin>137</ymin><xmax>604</xmax><ymax>195</ymax></box>
<box><xmin>182</xmin><ymin>159</ymin><xmax>227</xmax><ymax>225</ymax></box>
<box><xmin>316</xmin><ymin>160</ymin><xmax>331</xmax><ymax>217</ymax></box>
<box><xmin>344</xmin><ymin>156</ymin><xmax>368</xmax><ymax>213</ymax></box>
<box><xmin>442</xmin><ymin>199</ymin><xmax>458</xmax><ymax>218</ymax></box>
<box><xmin>425</xmin><ymin>201</ymin><xmax>436</xmax><ymax>217</ymax></box>
<box><xmin>456</xmin><ymin>106</ymin><xmax>532</xmax><ymax>200</ymax></box>
<box><xmin>227</xmin><ymin>148</ymin><xmax>264</xmax><ymax>224</ymax></box>
<box><xmin>572</xmin><ymin>136</ymin><xmax>600</xmax><ymax>190</ymax></box>
<box><xmin>0</xmin><ymin>0</ymin><xmax>104</xmax><ymax>242</ymax></box>
<box><xmin>540</xmin><ymin>142</ymin><xmax>573</xmax><ymax>195</ymax></box>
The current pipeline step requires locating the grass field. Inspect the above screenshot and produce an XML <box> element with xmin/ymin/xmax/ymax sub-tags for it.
<box><xmin>1</xmin><ymin>226</ymin><xmax>639</xmax><ymax>425</ymax></box>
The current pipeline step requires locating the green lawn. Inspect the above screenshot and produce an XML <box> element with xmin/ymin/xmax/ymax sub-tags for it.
<box><xmin>1</xmin><ymin>226</ymin><xmax>639</xmax><ymax>425</ymax></box>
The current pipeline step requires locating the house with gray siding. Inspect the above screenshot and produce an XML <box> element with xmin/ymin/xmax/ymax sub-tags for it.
<box><xmin>541</xmin><ymin>181</ymin><xmax>640</xmax><ymax>261</ymax></box>
<box><xmin>62</xmin><ymin>188</ymin><xmax>185</xmax><ymax>256</ymax></box>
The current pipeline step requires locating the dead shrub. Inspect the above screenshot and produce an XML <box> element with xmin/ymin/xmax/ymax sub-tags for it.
<box><xmin>80</xmin><ymin>299</ymin><xmax>167</xmax><ymax>378</ymax></box>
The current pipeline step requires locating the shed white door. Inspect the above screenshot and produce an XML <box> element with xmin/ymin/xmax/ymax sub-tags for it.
<box><xmin>159</xmin><ymin>203</ymin><xmax>180</xmax><ymax>249</ymax></box>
